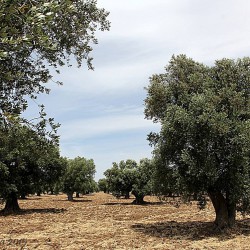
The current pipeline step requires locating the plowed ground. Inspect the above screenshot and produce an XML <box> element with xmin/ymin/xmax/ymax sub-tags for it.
<box><xmin>0</xmin><ymin>192</ymin><xmax>250</xmax><ymax>249</ymax></box>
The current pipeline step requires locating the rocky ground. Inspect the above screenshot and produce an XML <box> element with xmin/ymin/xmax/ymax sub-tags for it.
<box><xmin>0</xmin><ymin>192</ymin><xmax>250</xmax><ymax>249</ymax></box>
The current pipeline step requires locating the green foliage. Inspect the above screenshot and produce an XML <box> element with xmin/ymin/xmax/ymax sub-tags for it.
<box><xmin>34</xmin><ymin>154</ymin><xmax>68</xmax><ymax>195</ymax></box>
<box><xmin>151</xmin><ymin>154</ymin><xmax>180</xmax><ymax>197</ymax></box>
<box><xmin>0</xmin><ymin>0</ymin><xmax>110</xmax><ymax>131</ymax></box>
<box><xmin>131</xmin><ymin>158</ymin><xmax>154</xmax><ymax>203</ymax></box>
<box><xmin>0</xmin><ymin>122</ymin><xmax>65</xmax><ymax>200</ymax></box>
<box><xmin>98</xmin><ymin>178</ymin><xmax>108</xmax><ymax>193</ymax></box>
<box><xmin>145</xmin><ymin>55</ymin><xmax>250</xmax><ymax>214</ymax></box>
<box><xmin>104</xmin><ymin>159</ymin><xmax>153</xmax><ymax>203</ymax></box>
<box><xmin>104</xmin><ymin>160</ymin><xmax>137</xmax><ymax>198</ymax></box>
<box><xmin>62</xmin><ymin>156</ymin><xmax>96</xmax><ymax>197</ymax></box>
<box><xmin>0</xmin><ymin>0</ymin><xmax>109</xmax><ymax>211</ymax></box>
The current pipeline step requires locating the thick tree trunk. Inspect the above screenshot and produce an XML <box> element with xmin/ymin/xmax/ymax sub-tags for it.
<box><xmin>20</xmin><ymin>193</ymin><xmax>26</xmax><ymax>199</ymax></box>
<box><xmin>76</xmin><ymin>192</ymin><xmax>80</xmax><ymax>198</ymax></box>
<box><xmin>208</xmin><ymin>191</ymin><xmax>236</xmax><ymax>229</ymax></box>
<box><xmin>2</xmin><ymin>193</ymin><xmax>20</xmax><ymax>214</ymax></box>
<box><xmin>124</xmin><ymin>191</ymin><xmax>130</xmax><ymax>199</ymax></box>
<box><xmin>132</xmin><ymin>195</ymin><xmax>145</xmax><ymax>205</ymax></box>
<box><xmin>67</xmin><ymin>192</ymin><xmax>74</xmax><ymax>201</ymax></box>
<box><xmin>193</xmin><ymin>192</ymin><xmax>198</xmax><ymax>201</ymax></box>
<box><xmin>227</xmin><ymin>197</ymin><xmax>236</xmax><ymax>227</ymax></box>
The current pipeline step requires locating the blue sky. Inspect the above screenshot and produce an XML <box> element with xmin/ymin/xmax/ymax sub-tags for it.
<box><xmin>30</xmin><ymin>0</ymin><xmax>250</xmax><ymax>180</ymax></box>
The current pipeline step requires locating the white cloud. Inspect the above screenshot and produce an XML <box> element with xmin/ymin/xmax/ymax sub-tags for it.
<box><xmin>59</xmin><ymin>106</ymin><xmax>157</xmax><ymax>142</ymax></box>
<box><xmin>57</xmin><ymin>105</ymin><xmax>160</xmax><ymax>180</ymax></box>
<box><xmin>50</xmin><ymin>0</ymin><xmax>250</xmax><ymax>98</ymax></box>
<box><xmin>26</xmin><ymin>0</ymin><xmax>250</xmax><ymax>179</ymax></box>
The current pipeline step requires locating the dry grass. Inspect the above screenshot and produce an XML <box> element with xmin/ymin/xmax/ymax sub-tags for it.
<box><xmin>0</xmin><ymin>192</ymin><xmax>250</xmax><ymax>249</ymax></box>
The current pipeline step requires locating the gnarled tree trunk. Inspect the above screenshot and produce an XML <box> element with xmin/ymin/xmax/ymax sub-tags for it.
<box><xmin>132</xmin><ymin>194</ymin><xmax>145</xmax><ymax>205</ymax></box>
<box><xmin>208</xmin><ymin>191</ymin><xmax>236</xmax><ymax>229</ymax></box>
<box><xmin>20</xmin><ymin>193</ymin><xmax>26</xmax><ymax>199</ymax></box>
<box><xmin>124</xmin><ymin>191</ymin><xmax>130</xmax><ymax>199</ymax></box>
<box><xmin>67</xmin><ymin>192</ymin><xmax>74</xmax><ymax>201</ymax></box>
<box><xmin>226</xmin><ymin>195</ymin><xmax>236</xmax><ymax>227</ymax></box>
<box><xmin>2</xmin><ymin>193</ymin><xmax>20</xmax><ymax>214</ymax></box>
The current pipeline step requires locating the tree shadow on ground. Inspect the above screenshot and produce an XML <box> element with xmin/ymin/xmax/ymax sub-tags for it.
<box><xmin>72</xmin><ymin>199</ymin><xmax>92</xmax><ymax>203</ymax></box>
<box><xmin>103</xmin><ymin>201</ymin><xmax>164</xmax><ymax>206</ymax></box>
<box><xmin>131</xmin><ymin>219</ymin><xmax>250</xmax><ymax>240</ymax></box>
<box><xmin>0</xmin><ymin>208</ymin><xmax>67</xmax><ymax>216</ymax></box>
<box><xmin>24</xmin><ymin>197</ymin><xmax>42</xmax><ymax>200</ymax></box>
<box><xmin>52</xmin><ymin>198</ymin><xmax>92</xmax><ymax>202</ymax></box>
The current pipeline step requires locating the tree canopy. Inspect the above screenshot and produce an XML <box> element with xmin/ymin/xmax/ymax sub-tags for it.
<box><xmin>0</xmin><ymin>0</ymin><xmax>110</xmax><ymax>116</ymax></box>
<box><xmin>98</xmin><ymin>178</ymin><xmax>109</xmax><ymax>193</ymax></box>
<box><xmin>0</xmin><ymin>122</ymin><xmax>66</xmax><ymax>213</ymax></box>
<box><xmin>104</xmin><ymin>159</ymin><xmax>153</xmax><ymax>204</ymax></box>
<box><xmin>0</xmin><ymin>0</ymin><xmax>110</xmax><ymax>213</ymax></box>
<box><xmin>62</xmin><ymin>156</ymin><xmax>96</xmax><ymax>201</ymax></box>
<box><xmin>145</xmin><ymin>55</ymin><xmax>250</xmax><ymax>228</ymax></box>
<box><xmin>104</xmin><ymin>159</ymin><xmax>137</xmax><ymax>199</ymax></box>
<box><xmin>131</xmin><ymin>158</ymin><xmax>154</xmax><ymax>204</ymax></box>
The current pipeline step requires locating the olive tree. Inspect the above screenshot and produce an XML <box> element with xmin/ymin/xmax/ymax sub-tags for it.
<box><xmin>62</xmin><ymin>157</ymin><xmax>96</xmax><ymax>201</ymax></box>
<box><xmin>104</xmin><ymin>160</ymin><xmax>137</xmax><ymax>199</ymax></box>
<box><xmin>104</xmin><ymin>159</ymin><xmax>153</xmax><ymax>204</ymax></box>
<box><xmin>0</xmin><ymin>0</ymin><xmax>110</xmax><ymax>113</ymax></box>
<box><xmin>131</xmin><ymin>158</ymin><xmax>154</xmax><ymax>204</ymax></box>
<box><xmin>98</xmin><ymin>178</ymin><xmax>109</xmax><ymax>193</ymax></box>
<box><xmin>0</xmin><ymin>0</ymin><xmax>109</xmax><ymax>213</ymax></box>
<box><xmin>145</xmin><ymin>55</ymin><xmax>250</xmax><ymax>229</ymax></box>
<box><xmin>0</xmin><ymin>122</ymin><xmax>66</xmax><ymax>214</ymax></box>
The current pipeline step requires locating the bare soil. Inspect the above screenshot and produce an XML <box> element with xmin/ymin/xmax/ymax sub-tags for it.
<box><xmin>0</xmin><ymin>192</ymin><xmax>250</xmax><ymax>249</ymax></box>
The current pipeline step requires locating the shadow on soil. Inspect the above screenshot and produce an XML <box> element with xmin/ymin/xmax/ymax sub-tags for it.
<box><xmin>131</xmin><ymin>219</ymin><xmax>250</xmax><ymax>240</ymax></box>
<box><xmin>103</xmin><ymin>201</ymin><xmax>164</xmax><ymax>206</ymax></box>
<box><xmin>53</xmin><ymin>198</ymin><xmax>92</xmax><ymax>202</ymax></box>
<box><xmin>72</xmin><ymin>199</ymin><xmax>92</xmax><ymax>203</ymax></box>
<box><xmin>20</xmin><ymin>197</ymin><xmax>43</xmax><ymax>200</ymax></box>
<box><xmin>0</xmin><ymin>208</ymin><xmax>67</xmax><ymax>216</ymax></box>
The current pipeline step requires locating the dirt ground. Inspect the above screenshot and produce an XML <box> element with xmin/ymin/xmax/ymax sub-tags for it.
<box><xmin>0</xmin><ymin>193</ymin><xmax>250</xmax><ymax>250</ymax></box>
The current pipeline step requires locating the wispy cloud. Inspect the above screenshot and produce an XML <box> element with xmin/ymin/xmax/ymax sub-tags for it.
<box><xmin>25</xmin><ymin>0</ymin><xmax>250</xmax><ymax>179</ymax></box>
<box><xmin>59</xmin><ymin>105</ymin><xmax>158</xmax><ymax>142</ymax></box>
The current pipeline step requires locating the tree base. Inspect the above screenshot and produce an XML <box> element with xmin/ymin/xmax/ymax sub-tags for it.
<box><xmin>132</xmin><ymin>197</ymin><xmax>146</xmax><ymax>205</ymax></box>
<box><xmin>67</xmin><ymin>192</ymin><xmax>74</xmax><ymax>201</ymax></box>
<box><xmin>208</xmin><ymin>191</ymin><xmax>236</xmax><ymax>230</ymax></box>
<box><xmin>1</xmin><ymin>194</ymin><xmax>21</xmax><ymax>215</ymax></box>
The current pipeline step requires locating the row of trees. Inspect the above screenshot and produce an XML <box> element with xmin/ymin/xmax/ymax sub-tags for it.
<box><xmin>99</xmin><ymin>55</ymin><xmax>250</xmax><ymax>230</ymax></box>
<box><xmin>0</xmin><ymin>142</ymin><xmax>97</xmax><ymax>213</ymax></box>
<box><xmin>3</xmin><ymin>53</ymin><xmax>248</xmax><ymax>231</ymax></box>
<box><xmin>0</xmin><ymin>122</ymin><xmax>65</xmax><ymax>213</ymax></box>
<box><xmin>1</xmin><ymin>0</ymin><xmax>250</xmax><ymax>232</ymax></box>
<box><xmin>0</xmin><ymin>0</ymin><xmax>109</xmax><ymax>213</ymax></box>
<box><xmin>144</xmin><ymin>55</ymin><xmax>250</xmax><ymax>229</ymax></box>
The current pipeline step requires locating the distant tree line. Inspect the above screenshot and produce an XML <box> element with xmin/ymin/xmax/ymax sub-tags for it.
<box><xmin>1</xmin><ymin>0</ymin><xmax>250</xmax><ymax>232</ymax></box>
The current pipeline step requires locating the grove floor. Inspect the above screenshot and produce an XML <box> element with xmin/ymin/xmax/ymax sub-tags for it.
<box><xmin>0</xmin><ymin>193</ymin><xmax>250</xmax><ymax>249</ymax></box>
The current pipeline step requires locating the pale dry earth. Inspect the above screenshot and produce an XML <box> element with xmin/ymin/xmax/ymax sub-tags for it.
<box><xmin>0</xmin><ymin>192</ymin><xmax>250</xmax><ymax>250</ymax></box>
